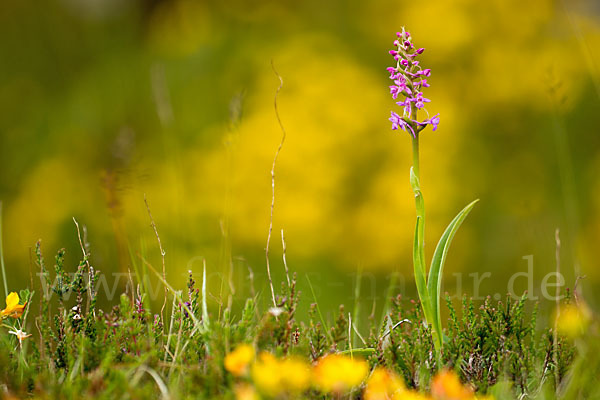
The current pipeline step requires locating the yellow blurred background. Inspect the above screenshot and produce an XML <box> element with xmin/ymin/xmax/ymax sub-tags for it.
<box><xmin>1</xmin><ymin>0</ymin><xmax>599</xmax><ymax>315</ymax></box>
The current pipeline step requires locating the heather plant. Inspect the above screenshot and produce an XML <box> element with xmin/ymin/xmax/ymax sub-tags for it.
<box><xmin>0</xmin><ymin>250</ymin><xmax>589</xmax><ymax>400</ymax></box>
<box><xmin>388</xmin><ymin>28</ymin><xmax>478</xmax><ymax>355</ymax></box>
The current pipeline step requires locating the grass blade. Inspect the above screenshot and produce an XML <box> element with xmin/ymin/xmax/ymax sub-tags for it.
<box><xmin>337</xmin><ymin>348</ymin><xmax>375</xmax><ymax>357</ymax></box>
<box><xmin>202</xmin><ymin>259</ymin><xmax>210</xmax><ymax>329</ymax></box>
<box><xmin>0</xmin><ymin>201</ymin><xmax>8</xmax><ymax>298</ymax></box>
<box><xmin>306</xmin><ymin>275</ymin><xmax>333</xmax><ymax>342</ymax></box>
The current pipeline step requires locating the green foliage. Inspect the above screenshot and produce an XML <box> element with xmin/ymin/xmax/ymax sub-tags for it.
<box><xmin>410</xmin><ymin>154</ymin><xmax>479</xmax><ymax>354</ymax></box>
<box><xmin>442</xmin><ymin>293</ymin><xmax>575</xmax><ymax>394</ymax></box>
<box><xmin>0</xmin><ymin>242</ymin><xmax>594</xmax><ymax>399</ymax></box>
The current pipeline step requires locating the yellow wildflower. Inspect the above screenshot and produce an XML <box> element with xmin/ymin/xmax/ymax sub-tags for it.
<box><xmin>364</xmin><ymin>367</ymin><xmax>405</xmax><ymax>400</ymax></box>
<box><xmin>251</xmin><ymin>352</ymin><xmax>280</xmax><ymax>396</ymax></box>
<box><xmin>251</xmin><ymin>352</ymin><xmax>311</xmax><ymax>396</ymax></box>
<box><xmin>225</xmin><ymin>344</ymin><xmax>255</xmax><ymax>377</ymax></box>
<box><xmin>280</xmin><ymin>356</ymin><xmax>311</xmax><ymax>393</ymax></box>
<box><xmin>235</xmin><ymin>383</ymin><xmax>260</xmax><ymax>400</ymax></box>
<box><xmin>431</xmin><ymin>370</ymin><xmax>474</xmax><ymax>400</ymax></box>
<box><xmin>9</xmin><ymin>329</ymin><xmax>32</xmax><ymax>345</ymax></box>
<box><xmin>1</xmin><ymin>292</ymin><xmax>26</xmax><ymax>319</ymax></box>
<box><xmin>555</xmin><ymin>303</ymin><xmax>590</xmax><ymax>339</ymax></box>
<box><xmin>394</xmin><ymin>390</ymin><xmax>433</xmax><ymax>400</ymax></box>
<box><xmin>313</xmin><ymin>354</ymin><xmax>368</xmax><ymax>394</ymax></box>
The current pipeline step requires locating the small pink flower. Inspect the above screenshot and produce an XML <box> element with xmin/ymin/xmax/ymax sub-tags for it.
<box><xmin>390</xmin><ymin>111</ymin><xmax>416</xmax><ymax>137</ymax></box>
<box><xmin>414</xmin><ymin>92</ymin><xmax>430</xmax><ymax>109</ymax></box>
<box><xmin>387</xmin><ymin>30</ymin><xmax>438</xmax><ymax>134</ymax></box>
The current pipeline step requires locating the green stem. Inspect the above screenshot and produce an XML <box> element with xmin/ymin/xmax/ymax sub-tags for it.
<box><xmin>0</xmin><ymin>201</ymin><xmax>8</xmax><ymax>299</ymax></box>
<box><xmin>410</xmin><ymin>136</ymin><xmax>440</xmax><ymax>353</ymax></box>
<box><xmin>412</xmin><ymin>135</ymin><xmax>421</xmax><ymax>179</ymax></box>
<box><xmin>411</xmin><ymin>136</ymin><xmax>426</xmax><ymax>279</ymax></box>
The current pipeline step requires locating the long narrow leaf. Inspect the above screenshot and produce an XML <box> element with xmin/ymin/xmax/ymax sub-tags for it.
<box><xmin>410</xmin><ymin>167</ymin><xmax>426</xmax><ymax>278</ymax></box>
<box><xmin>427</xmin><ymin>199</ymin><xmax>479</xmax><ymax>347</ymax></box>
<box><xmin>413</xmin><ymin>216</ymin><xmax>433</xmax><ymax>326</ymax></box>
<box><xmin>202</xmin><ymin>260</ymin><xmax>210</xmax><ymax>329</ymax></box>
<box><xmin>337</xmin><ymin>348</ymin><xmax>376</xmax><ymax>357</ymax></box>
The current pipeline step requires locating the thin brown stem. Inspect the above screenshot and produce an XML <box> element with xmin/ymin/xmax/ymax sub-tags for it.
<box><xmin>144</xmin><ymin>194</ymin><xmax>168</xmax><ymax>323</ymax></box>
<box><xmin>281</xmin><ymin>229</ymin><xmax>291</xmax><ymax>288</ymax></box>
<box><xmin>265</xmin><ymin>60</ymin><xmax>287</xmax><ymax>307</ymax></box>
<box><xmin>73</xmin><ymin>217</ymin><xmax>95</xmax><ymax>316</ymax></box>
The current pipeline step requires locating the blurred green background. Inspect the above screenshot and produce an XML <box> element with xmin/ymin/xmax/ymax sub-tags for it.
<box><xmin>1</xmin><ymin>0</ymin><xmax>599</xmax><ymax>318</ymax></box>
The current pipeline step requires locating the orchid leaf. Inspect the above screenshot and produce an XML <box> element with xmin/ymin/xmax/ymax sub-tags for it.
<box><xmin>413</xmin><ymin>216</ymin><xmax>433</xmax><ymax>327</ymax></box>
<box><xmin>427</xmin><ymin>199</ymin><xmax>479</xmax><ymax>348</ymax></box>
